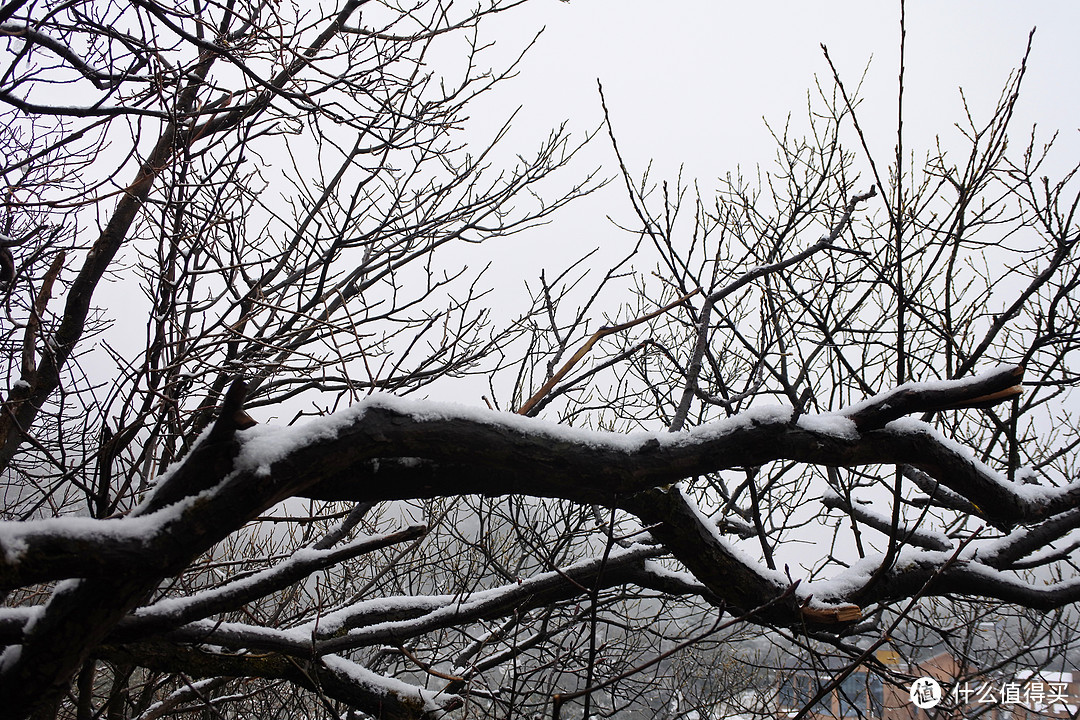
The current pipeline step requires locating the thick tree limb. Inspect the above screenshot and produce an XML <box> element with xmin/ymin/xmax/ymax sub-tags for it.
<box><xmin>842</xmin><ymin>364</ymin><xmax>1025</xmax><ymax>431</ymax></box>
<box><xmin>96</xmin><ymin>642</ymin><xmax>451</xmax><ymax>720</ymax></box>
<box><xmin>1</xmin><ymin>365</ymin><xmax>1074</xmax><ymax>717</ymax></box>
<box><xmin>0</xmin><ymin>383</ymin><xmax>267</xmax><ymax>717</ymax></box>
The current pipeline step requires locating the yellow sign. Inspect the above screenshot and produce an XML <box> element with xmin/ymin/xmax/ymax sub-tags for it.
<box><xmin>876</xmin><ymin>649</ymin><xmax>902</xmax><ymax>665</ymax></box>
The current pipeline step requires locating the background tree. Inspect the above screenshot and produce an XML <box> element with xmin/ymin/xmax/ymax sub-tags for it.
<box><xmin>1</xmin><ymin>1</ymin><xmax>1079</xmax><ymax>719</ymax></box>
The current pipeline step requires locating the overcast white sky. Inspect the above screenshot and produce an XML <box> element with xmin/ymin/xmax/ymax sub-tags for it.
<box><xmin>441</xmin><ymin>3</ymin><xmax>1080</xmax><ymax>568</ymax></box>
<box><xmin>465</xmin><ymin>1</ymin><xmax>1080</xmax><ymax>287</ymax></box>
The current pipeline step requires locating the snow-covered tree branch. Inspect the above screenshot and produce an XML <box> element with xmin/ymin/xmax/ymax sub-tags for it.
<box><xmin>2</xmin><ymin>1</ymin><xmax>1079</xmax><ymax>718</ymax></box>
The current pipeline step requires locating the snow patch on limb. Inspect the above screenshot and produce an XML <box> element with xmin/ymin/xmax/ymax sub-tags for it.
<box><xmin>314</xmin><ymin>395</ymin><xmax>792</xmax><ymax>455</ymax></box>
<box><xmin>797</xmin><ymin>413</ymin><xmax>858</xmax><ymax>439</ymax></box>
<box><xmin>802</xmin><ymin>554</ymin><xmax>894</xmax><ymax>602</ymax></box>
<box><xmin>305</xmin><ymin>544</ymin><xmax>660</xmax><ymax>646</ymax></box>
<box><xmin>797</xmin><ymin>546</ymin><xmax>984</xmax><ymax>620</ymax></box>
<box><xmin>799</xmin><ymin>545</ymin><xmax>1080</xmax><ymax>609</ymax></box>
<box><xmin>839</xmin><ymin>365</ymin><xmax>1023</xmax><ymax>418</ymax></box>
<box><xmin>131</xmin><ymin>678</ymin><xmax>224</xmax><ymax>720</ymax></box>
<box><xmin>820</xmin><ymin>488</ymin><xmax>954</xmax><ymax>551</ymax></box>
<box><xmin>363</xmin><ymin>392</ymin><xmax>675</xmax><ymax>450</ymax></box>
<box><xmin>0</xmin><ymin>22</ymin><xmax>128</xmax><ymax>94</ymax></box>
<box><xmin>679</xmin><ymin>485</ymin><xmax>792</xmax><ymax>590</ymax></box>
<box><xmin>0</xmin><ymin>644</ymin><xmax>21</xmax><ymax>673</ymax></box>
<box><xmin>0</xmin><ymin>606</ymin><xmax>38</xmax><ymax>624</ymax></box>
<box><xmin>132</xmin><ymin>531</ymin><xmax>400</xmax><ymax>623</ymax></box>
<box><xmin>164</xmin><ymin>617</ymin><xmax>315</xmax><ymax>649</ymax></box>
<box><xmin>0</xmin><ymin>492</ymin><xmax>202</xmax><ymax>559</ymax></box>
<box><xmin>234</xmin><ymin>394</ymin><xmax>661</xmax><ymax>477</ymax></box>
<box><xmin>885</xmin><ymin>418</ymin><xmax>1001</xmax><ymax>471</ymax></box>
<box><xmin>1014</xmin><ymin>466</ymin><xmax>1040</xmax><ymax>485</ymax></box>
<box><xmin>1011</xmin><ymin>476</ymin><xmax>1080</xmax><ymax>505</ymax></box>
<box><xmin>995</xmin><ymin>537</ymin><xmax>1080</xmax><ymax>568</ymax></box>
<box><xmin>234</xmin><ymin>403</ymin><xmax>368</xmax><ymax>477</ymax></box>
<box><xmin>671</xmin><ymin>485</ymin><xmax>863</xmax><ymax>622</ymax></box>
<box><xmin>0</xmin><ymin>531</ymin><xmax>27</xmax><ymax>563</ymax></box>
<box><xmin>970</xmin><ymin>519</ymin><xmax>1080</xmax><ymax>569</ymax></box>
<box><xmin>0</xmin><ymin>606</ymin><xmax>41</xmax><ymax>643</ymax></box>
<box><xmin>320</xmin><ymin>654</ymin><xmax>459</xmax><ymax>714</ymax></box>
<box><xmin>885</xmin><ymin>417</ymin><xmax>1080</xmax><ymax>507</ymax></box>
<box><xmin>229</xmin><ymin>394</ymin><xmax>798</xmax><ymax>487</ymax></box>
<box><xmin>954</xmin><ymin>554</ymin><xmax>1080</xmax><ymax>594</ymax></box>
<box><xmin>786</xmin><ymin>550</ymin><xmax>869</xmax><ymax>621</ymax></box>
<box><xmin>310</xmin><ymin>593</ymin><xmax>454</xmax><ymax>637</ymax></box>
<box><xmin>683</xmin><ymin>404</ymin><xmax>793</xmax><ymax>443</ymax></box>
<box><xmin>0</xmin><ymin>514</ymin><xmax>156</xmax><ymax>549</ymax></box>
<box><xmin>637</xmin><ymin>561</ymin><xmax>706</xmax><ymax>591</ymax></box>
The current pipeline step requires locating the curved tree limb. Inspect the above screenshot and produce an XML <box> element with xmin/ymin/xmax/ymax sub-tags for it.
<box><xmin>2</xmin><ymin>364</ymin><xmax>1076</xmax><ymax>718</ymax></box>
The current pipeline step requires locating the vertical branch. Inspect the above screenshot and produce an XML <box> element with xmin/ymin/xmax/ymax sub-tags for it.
<box><xmin>94</xmin><ymin>424</ymin><xmax>113</xmax><ymax>519</ymax></box>
<box><xmin>745</xmin><ymin>467</ymin><xmax>776</xmax><ymax>570</ymax></box>
<box><xmin>581</xmin><ymin>503</ymin><xmax>618</xmax><ymax>720</ymax></box>
<box><xmin>74</xmin><ymin>660</ymin><xmax>95</xmax><ymax>720</ymax></box>
<box><xmin>1008</xmin><ymin>394</ymin><xmax>1020</xmax><ymax>482</ymax></box>
<box><xmin>882</xmin><ymin>0</ymin><xmax>909</xmax><ymax>592</ymax></box>
<box><xmin>894</xmin><ymin>0</ymin><xmax>907</xmax><ymax>386</ymax></box>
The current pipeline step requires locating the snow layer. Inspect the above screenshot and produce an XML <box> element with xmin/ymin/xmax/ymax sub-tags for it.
<box><xmin>0</xmin><ymin>492</ymin><xmax>205</xmax><ymax>561</ymax></box>
<box><xmin>133</xmin><ymin>532</ymin><xmax>390</xmax><ymax>621</ymax></box>
<box><xmin>885</xmin><ymin>417</ymin><xmax>1080</xmax><ymax>506</ymax></box>
<box><xmin>838</xmin><ymin>366</ymin><xmax>1021</xmax><ymax>418</ymax></box>
<box><xmin>797</xmin><ymin>413</ymin><xmax>858</xmax><ymax>439</ymax></box>
<box><xmin>230</xmin><ymin>394</ymin><xmax>799</xmax><ymax>480</ymax></box>
<box><xmin>320</xmin><ymin>654</ymin><xmax>454</xmax><ymax>712</ymax></box>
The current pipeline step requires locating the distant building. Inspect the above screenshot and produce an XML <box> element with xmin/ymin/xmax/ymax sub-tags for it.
<box><xmin>994</xmin><ymin>669</ymin><xmax>1078</xmax><ymax>720</ymax></box>
<box><xmin>775</xmin><ymin>650</ymin><xmax>1079</xmax><ymax>720</ymax></box>
<box><xmin>776</xmin><ymin>653</ymin><xmax>898</xmax><ymax>720</ymax></box>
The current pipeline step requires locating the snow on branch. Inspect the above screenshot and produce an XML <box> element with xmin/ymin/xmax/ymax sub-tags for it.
<box><xmin>119</xmin><ymin>525</ymin><xmax>428</xmax><ymax>637</ymax></box>
<box><xmin>130</xmin><ymin>544</ymin><xmax>670</xmax><ymax>656</ymax></box>
<box><xmin>2</xmin><ymin>365</ymin><xmax>1073</xmax><ymax>622</ymax></box>
<box><xmin>840</xmin><ymin>364</ymin><xmax>1025</xmax><ymax>430</ymax></box>
<box><xmin>96</xmin><ymin>641</ymin><xmax>457</xmax><ymax>720</ymax></box>
<box><xmin>2</xmin><ymin>364</ymin><xmax>1077</xmax><ymax>717</ymax></box>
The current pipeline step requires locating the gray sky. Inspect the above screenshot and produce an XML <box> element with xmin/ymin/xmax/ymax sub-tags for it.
<box><xmin>446</xmin><ymin>2</ymin><xmax>1080</xmax><ymax>568</ymax></box>
<box><xmin>466</xmin><ymin>1</ymin><xmax>1080</xmax><ymax>287</ymax></box>
<box><xmin>497</xmin><ymin>1</ymin><xmax>1080</xmax><ymax>169</ymax></box>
